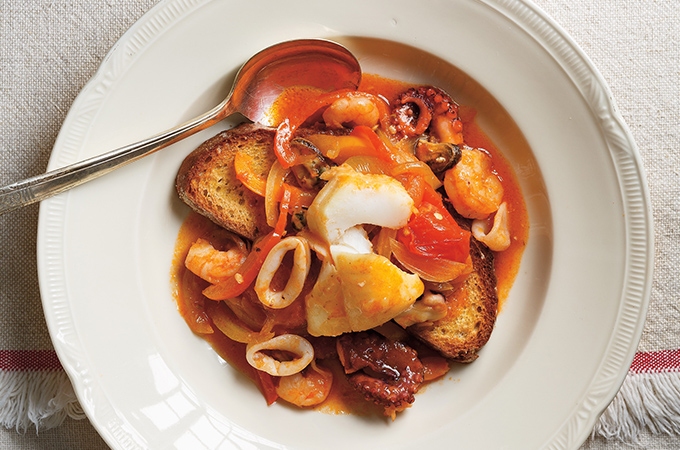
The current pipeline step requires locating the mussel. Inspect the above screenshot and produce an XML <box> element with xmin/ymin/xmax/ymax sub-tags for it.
<box><xmin>289</xmin><ymin>138</ymin><xmax>332</xmax><ymax>190</ymax></box>
<box><xmin>414</xmin><ymin>137</ymin><xmax>461</xmax><ymax>174</ymax></box>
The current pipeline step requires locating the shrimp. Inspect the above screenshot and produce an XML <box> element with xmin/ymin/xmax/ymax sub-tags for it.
<box><xmin>323</xmin><ymin>95</ymin><xmax>380</xmax><ymax>129</ymax></box>
<box><xmin>185</xmin><ymin>237</ymin><xmax>248</xmax><ymax>284</ymax></box>
<box><xmin>275</xmin><ymin>360</ymin><xmax>333</xmax><ymax>407</ymax></box>
<box><xmin>444</xmin><ymin>147</ymin><xmax>504</xmax><ymax>219</ymax></box>
<box><xmin>472</xmin><ymin>202</ymin><xmax>511</xmax><ymax>252</ymax></box>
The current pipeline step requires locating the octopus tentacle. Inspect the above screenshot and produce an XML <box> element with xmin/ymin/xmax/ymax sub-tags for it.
<box><xmin>389</xmin><ymin>86</ymin><xmax>463</xmax><ymax>144</ymax></box>
<box><xmin>336</xmin><ymin>331</ymin><xmax>424</xmax><ymax>417</ymax></box>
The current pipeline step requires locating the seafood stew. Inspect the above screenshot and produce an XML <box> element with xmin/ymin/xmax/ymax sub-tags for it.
<box><xmin>172</xmin><ymin>73</ymin><xmax>528</xmax><ymax>419</ymax></box>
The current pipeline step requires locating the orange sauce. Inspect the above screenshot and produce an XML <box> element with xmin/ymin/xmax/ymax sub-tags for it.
<box><xmin>171</xmin><ymin>73</ymin><xmax>528</xmax><ymax>415</ymax></box>
<box><xmin>171</xmin><ymin>212</ymin><xmax>218</xmax><ymax>335</ymax></box>
<box><xmin>358</xmin><ymin>74</ymin><xmax>413</xmax><ymax>103</ymax></box>
<box><xmin>171</xmin><ymin>215</ymin><xmax>259</xmax><ymax>383</ymax></box>
<box><xmin>459</xmin><ymin>106</ymin><xmax>529</xmax><ymax>307</ymax></box>
<box><xmin>173</xmin><ymin>212</ymin><xmax>383</xmax><ymax>414</ymax></box>
<box><xmin>267</xmin><ymin>86</ymin><xmax>327</xmax><ymax>125</ymax></box>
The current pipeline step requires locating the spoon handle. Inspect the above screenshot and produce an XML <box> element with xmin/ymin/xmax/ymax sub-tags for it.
<box><xmin>0</xmin><ymin>101</ymin><xmax>232</xmax><ymax>215</ymax></box>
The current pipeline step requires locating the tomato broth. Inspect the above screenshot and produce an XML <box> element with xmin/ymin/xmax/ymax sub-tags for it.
<box><xmin>171</xmin><ymin>73</ymin><xmax>528</xmax><ymax>416</ymax></box>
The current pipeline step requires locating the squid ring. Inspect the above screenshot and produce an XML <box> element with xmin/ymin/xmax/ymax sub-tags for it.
<box><xmin>255</xmin><ymin>236</ymin><xmax>311</xmax><ymax>309</ymax></box>
<box><xmin>246</xmin><ymin>334</ymin><xmax>314</xmax><ymax>377</ymax></box>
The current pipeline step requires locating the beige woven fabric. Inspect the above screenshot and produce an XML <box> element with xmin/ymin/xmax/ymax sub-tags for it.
<box><xmin>0</xmin><ymin>0</ymin><xmax>677</xmax><ymax>448</ymax></box>
<box><xmin>0</xmin><ymin>1</ymin><xmax>160</xmax><ymax>348</ymax></box>
<box><xmin>0</xmin><ymin>1</ymin><xmax>158</xmax><ymax>448</ymax></box>
<box><xmin>541</xmin><ymin>0</ymin><xmax>680</xmax><ymax>355</ymax></box>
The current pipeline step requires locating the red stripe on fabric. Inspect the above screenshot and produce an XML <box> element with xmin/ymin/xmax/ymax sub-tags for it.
<box><xmin>630</xmin><ymin>349</ymin><xmax>680</xmax><ymax>374</ymax></box>
<box><xmin>1</xmin><ymin>349</ymin><xmax>679</xmax><ymax>374</ymax></box>
<box><xmin>0</xmin><ymin>350</ymin><xmax>63</xmax><ymax>371</ymax></box>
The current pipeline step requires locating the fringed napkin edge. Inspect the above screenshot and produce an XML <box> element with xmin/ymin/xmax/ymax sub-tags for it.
<box><xmin>2</xmin><ymin>350</ymin><xmax>680</xmax><ymax>443</ymax></box>
<box><xmin>591</xmin><ymin>349</ymin><xmax>680</xmax><ymax>443</ymax></box>
<box><xmin>0</xmin><ymin>370</ymin><xmax>84</xmax><ymax>432</ymax></box>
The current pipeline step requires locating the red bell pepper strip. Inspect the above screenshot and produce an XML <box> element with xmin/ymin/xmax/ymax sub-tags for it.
<box><xmin>233</xmin><ymin>152</ymin><xmax>267</xmax><ymax>196</ymax></box>
<box><xmin>274</xmin><ymin>91</ymin><xmax>390</xmax><ymax>168</ymax></box>
<box><xmin>234</xmin><ymin>152</ymin><xmax>314</xmax><ymax>210</ymax></box>
<box><xmin>256</xmin><ymin>370</ymin><xmax>279</xmax><ymax>405</ymax></box>
<box><xmin>202</xmin><ymin>206</ymin><xmax>288</xmax><ymax>301</ymax></box>
<box><xmin>349</xmin><ymin>126</ymin><xmax>395</xmax><ymax>163</ymax></box>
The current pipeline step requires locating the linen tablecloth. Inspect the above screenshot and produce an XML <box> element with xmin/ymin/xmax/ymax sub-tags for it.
<box><xmin>1</xmin><ymin>0</ymin><xmax>678</xmax><ymax>448</ymax></box>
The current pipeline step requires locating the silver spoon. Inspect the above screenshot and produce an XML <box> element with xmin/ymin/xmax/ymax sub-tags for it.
<box><xmin>0</xmin><ymin>39</ymin><xmax>361</xmax><ymax>214</ymax></box>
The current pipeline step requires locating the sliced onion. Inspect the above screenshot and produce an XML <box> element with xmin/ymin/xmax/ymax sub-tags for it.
<box><xmin>422</xmin><ymin>280</ymin><xmax>456</xmax><ymax>293</ymax></box>
<box><xmin>206</xmin><ymin>300</ymin><xmax>274</xmax><ymax>344</ymax></box>
<box><xmin>390</xmin><ymin>161</ymin><xmax>442</xmax><ymax>190</ymax></box>
<box><xmin>223</xmin><ymin>291</ymin><xmax>268</xmax><ymax>331</ymax></box>
<box><xmin>343</xmin><ymin>155</ymin><xmax>391</xmax><ymax>175</ymax></box>
<box><xmin>421</xmin><ymin>356</ymin><xmax>450</xmax><ymax>381</ymax></box>
<box><xmin>390</xmin><ymin>238</ymin><xmax>472</xmax><ymax>282</ymax></box>
<box><xmin>265</xmin><ymin>160</ymin><xmax>289</xmax><ymax>227</ymax></box>
<box><xmin>373</xmin><ymin>128</ymin><xmax>417</xmax><ymax>164</ymax></box>
<box><xmin>373</xmin><ymin>227</ymin><xmax>397</xmax><ymax>259</ymax></box>
<box><xmin>177</xmin><ymin>268</ymin><xmax>214</xmax><ymax>335</ymax></box>
<box><xmin>305</xmin><ymin>134</ymin><xmax>374</xmax><ymax>162</ymax></box>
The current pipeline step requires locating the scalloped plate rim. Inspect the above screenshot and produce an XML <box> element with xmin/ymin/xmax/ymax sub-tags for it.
<box><xmin>36</xmin><ymin>0</ymin><xmax>653</xmax><ymax>448</ymax></box>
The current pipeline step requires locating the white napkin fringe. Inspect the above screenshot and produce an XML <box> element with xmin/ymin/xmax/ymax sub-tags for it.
<box><xmin>592</xmin><ymin>371</ymin><xmax>680</xmax><ymax>443</ymax></box>
<box><xmin>0</xmin><ymin>371</ymin><xmax>85</xmax><ymax>432</ymax></box>
<box><xmin>1</xmin><ymin>369</ymin><xmax>680</xmax><ymax>444</ymax></box>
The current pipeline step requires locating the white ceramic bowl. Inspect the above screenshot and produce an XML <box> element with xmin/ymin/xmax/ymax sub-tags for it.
<box><xmin>38</xmin><ymin>0</ymin><xmax>653</xmax><ymax>448</ymax></box>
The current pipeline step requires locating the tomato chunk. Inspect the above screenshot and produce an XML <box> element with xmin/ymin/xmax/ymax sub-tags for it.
<box><xmin>398</xmin><ymin>194</ymin><xmax>470</xmax><ymax>263</ymax></box>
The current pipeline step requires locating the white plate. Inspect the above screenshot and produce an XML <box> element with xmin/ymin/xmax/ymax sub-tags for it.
<box><xmin>37</xmin><ymin>0</ymin><xmax>653</xmax><ymax>448</ymax></box>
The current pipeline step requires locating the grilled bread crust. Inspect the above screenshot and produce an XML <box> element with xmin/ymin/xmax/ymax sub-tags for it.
<box><xmin>175</xmin><ymin>123</ymin><xmax>277</xmax><ymax>241</ymax></box>
<box><xmin>407</xmin><ymin>213</ymin><xmax>499</xmax><ymax>363</ymax></box>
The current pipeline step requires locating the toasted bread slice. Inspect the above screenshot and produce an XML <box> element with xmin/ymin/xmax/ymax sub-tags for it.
<box><xmin>176</xmin><ymin>123</ymin><xmax>277</xmax><ymax>241</ymax></box>
<box><xmin>407</xmin><ymin>215</ymin><xmax>499</xmax><ymax>363</ymax></box>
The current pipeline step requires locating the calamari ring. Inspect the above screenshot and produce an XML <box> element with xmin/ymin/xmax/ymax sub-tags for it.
<box><xmin>255</xmin><ymin>236</ymin><xmax>311</xmax><ymax>309</ymax></box>
<box><xmin>246</xmin><ymin>334</ymin><xmax>314</xmax><ymax>377</ymax></box>
<box><xmin>471</xmin><ymin>202</ymin><xmax>511</xmax><ymax>251</ymax></box>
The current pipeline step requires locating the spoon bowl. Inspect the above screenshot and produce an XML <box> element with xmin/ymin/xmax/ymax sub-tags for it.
<box><xmin>0</xmin><ymin>39</ymin><xmax>361</xmax><ymax>214</ymax></box>
<box><xmin>231</xmin><ymin>39</ymin><xmax>362</xmax><ymax>125</ymax></box>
